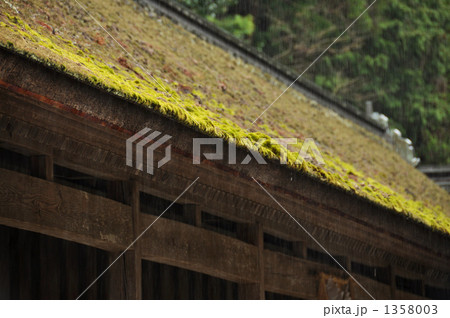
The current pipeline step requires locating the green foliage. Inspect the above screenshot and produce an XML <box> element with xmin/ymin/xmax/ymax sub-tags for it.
<box><xmin>181</xmin><ymin>0</ymin><xmax>254</xmax><ymax>39</ymax></box>
<box><xmin>179</xmin><ymin>0</ymin><xmax>450</xmax><ymax>164</ymax></box>
<box><xmin>207</xmin><ymin>14</ymin><xmax>255</xmax><ymax>39</ymax></box>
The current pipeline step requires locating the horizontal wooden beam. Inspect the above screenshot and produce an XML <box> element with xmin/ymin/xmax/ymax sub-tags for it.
<box><xmin>263</xmin><ymin>250</ymin><xmax>319</xmax><ymax>299</ymax></box>
<box><xmin>350</xmin><ymin>274</ymin><xmax>392</xmax><ymax>300</ymax></box>
<box><xmin>0</xmin><ymin>168</ymin><xmax>132</xmax><ymax>251</ymax></box>
<box><xmin>1</xmin><ymin>87</ymin><xmax>449</xmax><ymax>279</ymax></box>
<box><xmin>139</xmin><ymin>213</ymin><xmax>259</xmax><ymax>284</ymax></box>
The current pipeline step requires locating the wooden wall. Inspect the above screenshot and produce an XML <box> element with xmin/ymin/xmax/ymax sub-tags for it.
<box><xmin>0</xmin><ymin>224</ymin><xmax>110</xmax><ymax>299</ymax></box>
<box><xmin>0</xmin><ymin>49</ymin><xmax>449</xmax><ymax>300</ymax></box>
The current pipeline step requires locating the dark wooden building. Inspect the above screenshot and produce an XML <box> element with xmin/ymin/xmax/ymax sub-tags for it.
<box><xmin>0</xmin><ymin>0</ymin><xmax>449</xmax><ymax>300</ymax></box>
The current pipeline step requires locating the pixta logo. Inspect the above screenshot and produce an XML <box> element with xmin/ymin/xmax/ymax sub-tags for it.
<box><xmin>126</xmin><ymin>127</ymin><xmax>324</xmax><ymax>174</ymax></box>
<box><xmin>126</xmin><ymin>128</ymin><xmax>172</xmax><ymax>175</ymax></box>
<box><xmin>193</xmin><ymin>137</ymin><xmax>324</xmax><ymax>166</ymax></box>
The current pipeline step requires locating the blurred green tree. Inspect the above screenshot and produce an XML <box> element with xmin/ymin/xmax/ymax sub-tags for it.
<box><xmin>179</xmin><ymin>0</ymin><xmax>449</xmax><ymax>164</ymax></box>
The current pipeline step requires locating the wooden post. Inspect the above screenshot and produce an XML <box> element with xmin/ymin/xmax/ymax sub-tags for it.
<box><xmin>130</xmin><ymin>180</ymin><xmax>142</xmax><ymax>299</ymax></box>
<box><xmin>345</xmin><ymin>257</ymin><xmax>352</xmax><ymax>271</ymax></box>
<box><xmin>420</xmin><ymin>280</ymin><xmax>425</xmax><ymax>298</ymax></box>
<box><xmin>389</xmin><ymin>265</ymin><xmax>396</xmax><ymax>299</ymax></box>
<box><xmin>237</xmin><ymin>222</ymin><xmax>264</xmax><ymax>299</ymax></box>
<box><xmin>30</xmin><ymin>155</ymin><xmax>53</xmax><ymax>180</ymax></box>
<box><xmin>106</xmin><ymin>180</ymin><xmax>142</xmax><ymax>299</ymax></box>
<box><xmin>184</xmin><ymin>204</ymin><xmax>202</xmax><ymax>227</ymax></box>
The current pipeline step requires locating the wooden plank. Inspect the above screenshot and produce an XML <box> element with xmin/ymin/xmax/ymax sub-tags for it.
<box><xmin>82</xmin><ymin>246</ymin><xmax>98</xmax><ymax>300</ymax></box>
<box><xmin>140</xmin><ymin>214</ymin><xmax>259</xmax><ymax>284</ymax></box>
<box><xmin>8</xmin><ymin>227</ymin><xmax>19</xmax><ymax>299</ymax></box>
<box><xmin>160</xmin><ymin>263</ymin><xmax>175</xmax><ymax>299</ymax></box>
<box><xmin>389</xmin><ymin>265</ymin><xmax>396</xmax><ymax>299</ymax></box>
<box><xmin>130</xmin><ymin>180</ymin><xmax>142</xmax><ymax>299</ymax></box>
<box><xmin>264</xmin><ymin>250</ymin><xmax>318</xmax><ymax>299</ymax></box>
<box><xmin>264</xmin><ymin>249</ymin><xmax>393</xmax><ymax>300</ymax></box>
<box><xmin>64</xmin><ymin>240</ymin><xmax>81</xmax><ymax>299</ymax></box>
<box><xmin>141</xmin><ymin>260</ymin><xmax>155</xmax><ymax>299</ymax></box>
<box><xmin>0</xmin><ymin>225</ymin><xmax>10</xmax><ymax>299</ymax></box>
<box><xmin>350</xmin><ymin>274</ymin><xmax>391</xmax><ymax>300</ymax></box>
<box><xmin>102</xmin><ymin>181</ymin><xmax>138</xmax><ymax>300</ymax></box>
<box><xmin>123</xmin><ymin>251</ymin><xmax>140</xmax><ymax>299</ymax></box>
<box><xmin>103</xmin><ymin>181</ymin><xmax>141</xmax><ymax>300</ymax></box>
<box><xmin>177</xmin><ymin>265</ymin><xmax>190</xmax><ymax>299</ymax></box>
<box><xmin>105</xmin><ymin>250</ymin><xmax>141</xmax><ymax>300</ymax></box>
<box><xmin>30</xmin><ymin>231</ymin><xmax>41</xmax><ymax>299</ymax></box>
<box><xmin>40</xmin><ymin>235</ymin><xmax>62</xmax><ymax>299</ymax></box>
<box><xmin>18</xmin><ymin>229</ymin><xmax>33</xmax><ymax>299</ymax></box>
<box><xmin>193</xmin><ymin>270</ymin><xmax>203</xmax><ymax>300</ymax></box>
<box><xmin>263</xmin><ymin>249</ymin><xmax>356</xmax><ymax>299</ymax></box>
<box><xmin>105</xmin><ymin>252</ymin><xmax>125</xmax><ymax>300</ymax></box>
<box><xmin>30</xmin><ymin>155</ymin><xmax>53</xmax><ymax>181</ymax></box>
<box><xmin>237</xmin><ymin>223</ymin><xmax>264</xmax><ymax>299</ymax></box>
<box><xmin>0</xmin><ymin>168</ymin><xmax>132</xmax><ymax>251</ymax></box>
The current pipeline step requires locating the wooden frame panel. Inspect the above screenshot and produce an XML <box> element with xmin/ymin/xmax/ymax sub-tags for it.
<box><xmin>0</xmin><ymin>168</ymin><xmax>132</xmax><ymax>251</ymax></box>
<box><xmin>140</xmin><ymin>214</ymin><xmax>259</xmax><ymax>283</ymax></box>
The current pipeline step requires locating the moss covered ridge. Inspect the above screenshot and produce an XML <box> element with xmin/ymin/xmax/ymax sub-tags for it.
<box><xmin>1</xmin><ymin>13</ymin><xmax>449</xmax><ymax>234</ymax></box>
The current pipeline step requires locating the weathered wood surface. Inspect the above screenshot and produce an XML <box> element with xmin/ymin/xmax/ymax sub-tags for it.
<box><xmin>0</xmin><ymin>168</ymin><xmax>132</xmax><ymax>250</ymax></box>
<box><xmin>140</xmin><ymin>213</ymin><xmax>259</xmax><ymax>284</ymax></box>
<box><xmin>237</xmin><ymin>223</ymin><xmax>265</xmax><ymax>299</ymax></box>
<box><xmin>0</xmin><ymin>48</ymin><xmax>449</xmax><ymax>299</ymax></box>
<box><xmin>0</xmin><ymin>50</ymin><xmax>448</xmax><ymax>270</ymax></box>
<box><xmin>130</xmin><ymin>180</ymin><xmax>142</xmax><ymax>299</ymax></box>
<box><xmin>105</xmin><ymin>251</ymin><xmax>140</xmax><ymax>300</ymax></box>
<box><xmin>1</xmin><ymin>87</ymin><xmax>448</xmax><ymax>282</ymax></box>
<box><xmin>350</xmin><ymin>274</ymin><xmax>392</xmax><ymax>300</ymax></box>
<box><xmin>264</xmin><ymin>249</ymin><xmax>320</xmax><ymax>299</ymax></box>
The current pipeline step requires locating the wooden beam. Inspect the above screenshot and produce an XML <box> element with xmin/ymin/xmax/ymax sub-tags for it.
<box><xmin>264</xmin><ymin>249</ymin><xmax>318</xmax><ymax>299</ymax></box>
<box><xmin>139</xmin><ymin>214</ymin><xmax>259</xmax><ymax>284</ymax></box>
<box><xmin>263</xmin><ymin>249</ymin><xmax>362</xmax><ymax>299</ymax></box>
<box><xmin>0</xmin><ymin>168</ymin><xmax>132</xmax><ymax>251</ymax></box>
<box><xmin>349</xmin><ymin>274</ymin><xmax>391</xmax><ymax>300</ymax></box>
<box><xmin>1</xmin><ymin>69</ymin><xmax>449</xmax><ymax>281</ymax></box>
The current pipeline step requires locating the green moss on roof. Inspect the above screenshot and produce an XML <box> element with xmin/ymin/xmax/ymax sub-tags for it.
<box><xmin>0</xmin><ymin>0</ymin><xmax>449</xmax><ymax>234</ymax></box>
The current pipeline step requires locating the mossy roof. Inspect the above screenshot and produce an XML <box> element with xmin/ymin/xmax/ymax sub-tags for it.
<box><xmin>0</xmin><ymin>0</ymin><xmax>449</xmax><ymax>234</ymax></box>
